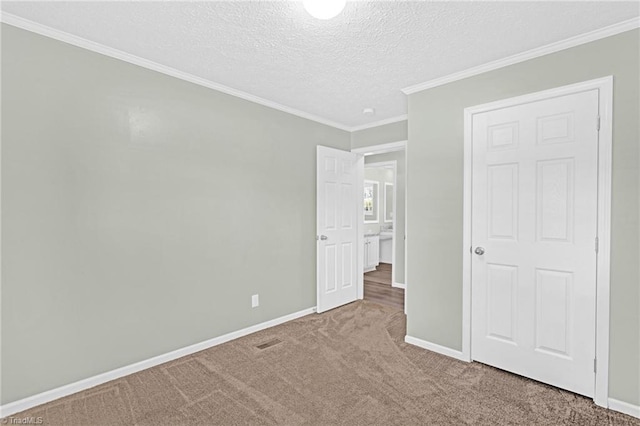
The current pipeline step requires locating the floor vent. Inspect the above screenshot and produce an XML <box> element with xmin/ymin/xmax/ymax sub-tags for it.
<box><xmin>256</xmin><ymin>338</ymin><xmax>282</xmax><ymax>350</ymax></box>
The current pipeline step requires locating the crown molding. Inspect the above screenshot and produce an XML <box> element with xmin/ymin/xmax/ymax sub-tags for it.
<box><xmin>0</xmin><ymin>12</ymin><xmax>353</xmax><ymax>132</ymax></box>
<box><xmin>6</xmin><ymin>12</ymin><xmax>636</xmax><ymax>130</ymax></box>
<box><xmin>350</xmin><ymin>115</ymin><xmax>408</xmax><ymax>132</ymax></box>
<box><xmin>402</xmin><ymin>17</ymin><xmax>640</xmax><ymax>95</ymax></box>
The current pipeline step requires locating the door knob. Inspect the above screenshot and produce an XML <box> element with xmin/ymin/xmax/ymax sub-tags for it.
<box><xmin>474</xmin><ymin>247</ymin><xmax>485</xmax><ymax>255</ymax></box>
<box><xmin>317</xmin><ymin>235</ymin><xmax>328</xmax><ymax>241</ymax></box>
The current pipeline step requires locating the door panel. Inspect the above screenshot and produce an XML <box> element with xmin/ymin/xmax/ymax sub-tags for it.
<box><xmin>486</xmin><ymin>263</ymin><xmax>518</xmax><ymax>344</ymax></box>
<box><xmin>471</xmin><ymin>90</ymin><xmax>599</xmax><ymax>397</ymax></box>
<box><xmin>317</xmin><ymin>146</ymin><xmax>358</xmax><ymax>313</ymax></box>
<box><xmin>535</xmin><ymin>268</ymin><xmax>573</xmax><ymax>358</ymax></box>
<box><xmin>487</xmin><ymin>163</ymin><xmax>518</xmax><ymax>240</ymax></box>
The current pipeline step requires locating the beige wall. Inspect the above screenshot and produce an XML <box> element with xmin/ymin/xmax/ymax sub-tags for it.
<box><xmin>351</xmin><ymin>120</ymin><xmax>407</xmax><ymax>150</ymax></box>
<box><xmin>1</xmin><ymin>24</ymin><xmax>351</xmax><ymax>404</ymax></box>
<box><xmin>406</xmin><ymin>29</ymin><xmax>639</xmax><ymax>405</ymax></box>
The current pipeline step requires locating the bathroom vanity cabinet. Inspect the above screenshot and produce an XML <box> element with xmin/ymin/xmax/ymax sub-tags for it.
<box><xmin>364</xmin><ymin>235</ymin><xmax>379</xmax><ymax>272</ymax></box>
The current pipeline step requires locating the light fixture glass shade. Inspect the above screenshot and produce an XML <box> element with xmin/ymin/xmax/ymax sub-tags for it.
<box><xmin>303</xmin><ymin>0</ymin><xmax>346</xmax><ymax>20</ymax></box>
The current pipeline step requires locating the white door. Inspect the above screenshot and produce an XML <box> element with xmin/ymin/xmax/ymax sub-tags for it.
<box><xmin>317</xmin><ymin>146</ymin><xmax>358</xmax><ymax>313</ymax></box>
<box><xmin>471</xmin><ymin>90</ymin><xmax>599</xmax><ymax>397</ymax></box>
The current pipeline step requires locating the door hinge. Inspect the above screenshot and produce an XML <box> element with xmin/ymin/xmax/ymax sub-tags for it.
<box><xmin>596</xmin><ymin>116</ymin><xmax>601</xmax><ymax>131</ymax></box>
<box><xmin>594</xmin><ymin>358</ymin><xmax>597</xmax><ymax>373</ymax></box>
<box><xmin>595</xmin><ymin>236</ymin><xmax>599</xmax><ymax>254</ymax></box>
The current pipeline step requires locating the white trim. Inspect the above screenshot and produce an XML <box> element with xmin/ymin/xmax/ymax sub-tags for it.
<box><xmin>462</xmin><ymin>76</ymin><xmax>613</xmax><ymax>406</ymax></box>
<box><xmin>356</xmin><ymin>155</ymin><xmax>365</xmax><ymax>300</ymax></box>
<box><xmin>350</xmin><ymin>115</ymin><xmax>408</xmax><ymax>132</ymax></box>
<box><xmin>0</xmin><ymin>17</ymin><xmax>3</xmax><ymax>406</ymax></box>
<box><xmin>351</xmin><ymin>140</ymin><xmax>407</xmax><ymax>155</ymax></box>
<box><xmin>461</xmin><ymin>105</ymin><xmax>473</xmax><ymax>363</ymax></box>
<box><xmin>0</xmin><ymin>13</ymin><xmax>352</xmax><ymax>132</ymax></box>
<box><xmin>0</xmin><ymin>307</ymin><xmax>316</xmax><ymax>418</ymax></box>
<box><xmin>403</xmin><ymin>140</ymin><xmax>408</xmax><ymax>315</ymax></box>
<box><xmin>608</xmin><ymin>398</ymin><xmax>640</xmax><ymax>419</ymax></box>
<box><xmin>392</xmin><ymin>282</ymin><xmax>406</xmax><ymax>289</ymax></box>
<box><xmin>390</xmin><ymin>162</ymin><xmax>397</xmax><ymax>284</ymax></box>
<box><xmin>404</xmin><ymin>336</ymin><xmax>469</xmax><ymax>363</ymax></box>
<box><xmin>594</xmin><ymin>77</ymin><xmax>614</xmax><ymax>408</ymax></box>
<box><xmin>402</xmin><ymin>18</ymin><xmax>639</xmax><ymax>95</ymax></box>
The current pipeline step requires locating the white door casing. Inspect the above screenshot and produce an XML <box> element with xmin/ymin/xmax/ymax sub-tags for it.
<box><xmin>317</xmin><ymin>146</ymin><xmax>359</xmax><ymax>313</ymax></box>
<box><xmin>463</xmin><ymin>77</ymin><xmax>613</xmax><ymax>406</ymax></box>
<box><xmin>352</xmin><ymin>143</ymin><xmax>407</xmax><ymax>313</ymax></box>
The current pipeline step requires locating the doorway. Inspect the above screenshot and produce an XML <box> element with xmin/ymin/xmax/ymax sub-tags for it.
<box><xmin>462</xmin><ymin>77</ymin><xmax>613</xmax><ymax>406</ymax></box>
<box><xmin>363</xmin><ymin>160</ymin><xmax>403</xmax><ymax>310</ymax></box>
<box><xmin>352</xmin><ymin>141</ymin><xmax>407</xmax><ymax>313</ymax></box>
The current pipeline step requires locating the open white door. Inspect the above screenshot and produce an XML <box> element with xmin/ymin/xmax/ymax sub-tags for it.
<box><xmin>470</xmin><ymin>89</ymin><xmax>599</xmax><ymax>397</ymax></box>
<box><xmin>317</xmin><ymin>146</ymin><xmax>359</xmax><ymax>313</ymax></box>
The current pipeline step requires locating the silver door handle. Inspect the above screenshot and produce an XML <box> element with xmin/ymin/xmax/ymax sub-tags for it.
<box><xmin>317</xmin><ymin>235</ymin><xmax>328</xmax><ymax>241</ymax></box>
<box><xmin>474</xmin><ymin>247</ymin><xmax>485</xmax><ymax>255</ymax></box>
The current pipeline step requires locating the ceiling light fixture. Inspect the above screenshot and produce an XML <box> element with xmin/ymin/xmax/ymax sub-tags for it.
<box><xmin>303</xmin><ymin>0</ymin><xmax>346</xmax><ymax>20</ymax></box>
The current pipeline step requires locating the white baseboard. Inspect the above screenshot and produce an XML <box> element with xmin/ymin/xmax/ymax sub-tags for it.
<box><xmin>608</xmin><ymin>398</ymin><xmax>640</xmax><ymax>419</ymax></box>
<box><xmin>0</xmin><ymin>307</ymin><xmax>316</xmax><ymax>418</ymax></box>
<box><xmin>404</xmin><ymin>335</ymin><xmax>470</xmax><ymax>362</ymax></box>
<box><xmin>404</xmin><ymin>338</ymin><xmax>639</xmax><ymax>418</ymax></box>
<box><xmin>392</xmin><ymin>282</ymin><xmax>406</xmax><ymax>289</ymax></box>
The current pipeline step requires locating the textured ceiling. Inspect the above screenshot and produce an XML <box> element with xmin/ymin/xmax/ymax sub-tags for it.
<box><xmin>2</xmin><ymin>1</ymin><xmax>639</xmax><ymax>129</ymax></box>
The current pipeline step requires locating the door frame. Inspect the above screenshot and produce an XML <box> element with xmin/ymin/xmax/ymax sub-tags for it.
<box><xmin>352</xmin><ymin>140</ymin><xmax>407</xmax><ymax>310</ymax></box>
<box><xmin>461</xmin><ymin>76</ymin><xmax>613</xmax><ymax>407</ymax></box>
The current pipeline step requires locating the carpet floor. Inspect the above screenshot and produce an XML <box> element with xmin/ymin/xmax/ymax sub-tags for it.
<box><xmin>8</xmin><ymin>300</ymin><xmax>639</xmax><ymax>425</ymax></box>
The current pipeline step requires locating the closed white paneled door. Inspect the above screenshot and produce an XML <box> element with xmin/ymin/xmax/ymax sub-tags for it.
<box><xmin>317</xmin><ymin>146</ymin><xmax>358</xmax><ymax>313</ymax></box>
<box><xmin>471</xmin><ymin>90</ymin><xmax>599</xmax><ymax>397</ymax></box>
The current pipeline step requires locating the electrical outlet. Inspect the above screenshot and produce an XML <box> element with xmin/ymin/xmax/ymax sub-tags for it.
<box><xmin>251</xmin><ymin>294</ymin><xmax>259</xmax><ymax>308</ymax></box>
